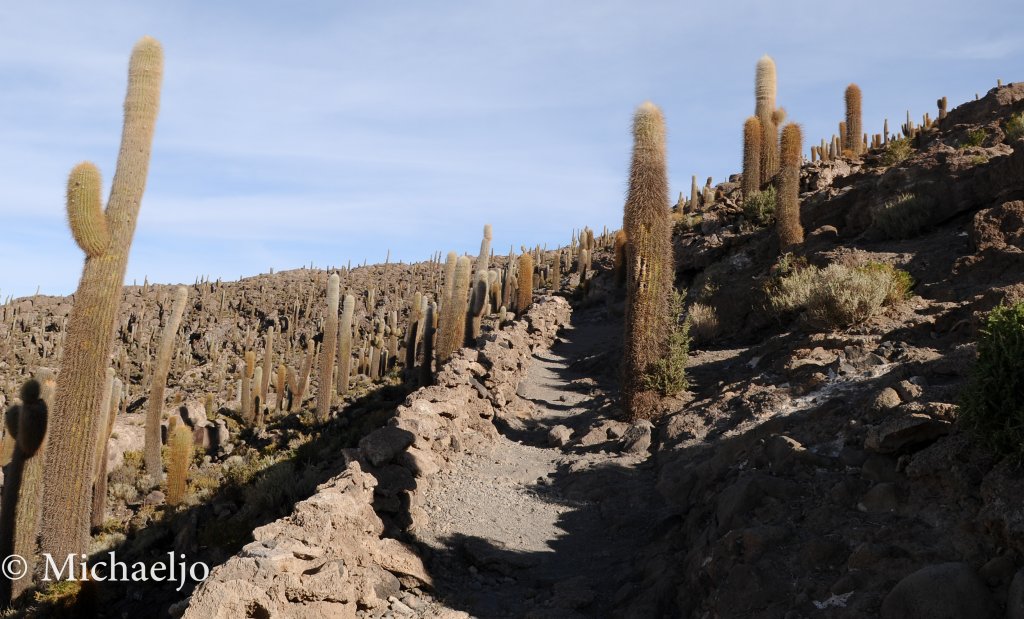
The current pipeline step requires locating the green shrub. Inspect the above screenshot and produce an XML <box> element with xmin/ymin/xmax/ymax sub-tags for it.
<box><xmin>643</xmin><ymin>291</ymin><xmax>690</xmax><ymax>396</ymax></box>
<box><xmin>870</xmin><ymin>192</ymin><xmax>934</xmax><ymax>239</ymax></box>
<box><xmin>743</xmin><ymin>186</ymin><xmax>777</xmax><ymax>226</ymax></box>
<box><xmin>881</xmin><ymin>137</ymin><xmax>914</xmax><ymax>166</ymax></box>
<box><xmin>767</xmin><ymin>261</ymin><xmax>912</xmax><ymax>328</ymax></box>
<box><xmin>960</xmin><ymin>303</ymin><xmax>1024</xmax><ymax>458</ymax></box>
<box><xmin>1005</xmin><ymin>113</ymin><xmax>1024</xmax><ymax>142</ymax></box>
<box><xmin>959</xmin><ymin>128</ymin><xmax>986</xmax><ymax>148</ymax></box>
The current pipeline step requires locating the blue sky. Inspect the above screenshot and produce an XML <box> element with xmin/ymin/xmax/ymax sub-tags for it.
<box><xmin>1</xmin><ymin>0</ymin><xmax>1022</xmax><ymax>298</ymax></box>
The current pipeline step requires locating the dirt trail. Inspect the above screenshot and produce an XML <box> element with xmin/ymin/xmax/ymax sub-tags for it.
<box><xmin>413</xmin><ymin>307</ymin><xmax>666</xmax><ymax>618</ymax></box>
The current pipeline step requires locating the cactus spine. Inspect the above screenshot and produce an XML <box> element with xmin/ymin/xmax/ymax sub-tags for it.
<box><xmin>165</xmin><ymin>422</ymin><xmax>192</xmax><ymax>507</ymax></box>
<box><xmin>42</xmin><ymin>36</ymin><xmax>163</xmax><ymax>561</ymax></box>
<box><xmin>742</xmin><ymin>116</ymin><xmax>762</xmax><ymax>199</ymax></box>
<box><xmin>622</xmin><ymin>102</ymin><xmax>674</xmax><ymax>420</ymax></box>
<box><xmin>777</xmin><ymin>123</ymin><xmax>805</xmax><ymax>249</ymax></box>
<box><xmin>316</xmin><ymin>274</ymin><xmax>340</xmax><ymax>420</ymax></box>
<box><xmin>144</xmin><ymin>285</ymin><xmax>187</xmax><ymax>485</ymax></box>
<box><xmin>844</xmin><ymin>84</ymin><xmax>862</xmax><ymax>156</ymax></box>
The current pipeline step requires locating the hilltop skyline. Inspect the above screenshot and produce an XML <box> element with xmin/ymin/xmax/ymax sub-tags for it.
<box><xmin>2</xmin><ymin>0</ymin><xmax>1022</xmax><ymax>298</ymax></box>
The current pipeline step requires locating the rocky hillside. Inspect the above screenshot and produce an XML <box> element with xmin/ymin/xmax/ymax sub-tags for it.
<box><xmin>5</xmin><ymin>78</ymin><xmax>1024</xmax><ymax>619</ymax></box>
<box><xmin>625</xmin><ymin>83</ymin><xmax>1024</xmax><ymax>617</ymax></box>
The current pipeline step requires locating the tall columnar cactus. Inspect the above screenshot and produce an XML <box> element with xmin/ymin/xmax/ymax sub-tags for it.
<box><xmin>516</xmin><ymin>253</ymin><xmax>534</xmax><ymax>315</ymax></box>
<box><xmin>252</xmin><ymin>367</ymin><xmax>264</xmax><ymax>425</ymax></box>
<box><xmin>622</xmin><ymin>102</ymin><xmax>674</xmax><ymax>420</ymax></box>
<box><xmin>420</xmin><ymin>301</ymin><xmax>437</xmax><ymax>386</ymax></box>
<box><xmin>468</xmin><ymin>272</ymin><xmax>489</xmax><ymax>341</ymax></box>
<box><xmin>436</xmin><ymin>257</ymin><xmax>472</xmax><ymax>364</ymax></box>
<box><xmin>777</xmin><ymin>123</ymin><xmax>805</xmax><ymax>250</ymax></box>
<box><xmin>336</xmin><ymin>294</ymin><xmax>354</xmax><ymax>396</ymax></box>
<box><xmin>241</xmin><ymin>350</ymin><xmax>255</xmax><ymax>419</ymax></box>
<box><xmin>42</xmin><ymin>36</ymin><xmax>163</xmax><ymax>561</ymax></box>
<box><xmin>844</xmin><ymin>84</ymin><xmax>862</xmax><ymax>156</ymax></box>
<box><xmin>0</xmin><ymin>380</ymin><xmax>48</xmax><ymax>605</ymax></box>
<box><xmin>613</xmin><ymin>229</ymin><xmax>628</xmax><ymax>287</ymax></box>
<box><xmin>295</xmin><ymin>339</ymin><xmax>315</xmax><ymax>406</ymax></box>
<box><xmin>275</xmin><ymin>364</ymin><xmax>286</xmax><ymax>412</ymax></box>
<box><xmin>742</xmin><ymin>116</ymin><xmax>762</xmax><ymax>198</ymax></box>
<box><xmin>755</xmin><ymin>55</ymin><xmax>780</xmax><ymax>185</ymax></box>
<box><xmin>145</xmin><ymin>285</ymin><xmax>187</xmax><ymax>485</ymax></box>
<box><xmin>316</xmin><ymin>274</ymin><xmax>340</xmax><ymax>420</ymax></box>
<box><xmin>475</xmin><ymin>224</ymin><xmax>492</xmax><ymax>275</ymax></box>
<box><xmin>404</xmin><ymin>291</ymin><xmax>423</xmax><ymax>371</ymax></box>
<box><xmin>259</xmin><ymin>324</ymin><xmax>274</xmax><ymax>410</ymax></box>
<box><xmin>754</xmin><ymin>54</ymin><xmax>777</xmax><ymax>117</ymax></box>
<box><xmin>689</xmin><ymin>175</ymin><xmax>699</xmax><ymax>212</ymax></box>
<box><xmin>91</xmin><ymin>373</ymin><xmax>121</xmax><ymax>530</ymax></box>
<box><xmin>165</xmin><ymin>422</ymin><xmax>192</xmax><ymax>507</ymax></box>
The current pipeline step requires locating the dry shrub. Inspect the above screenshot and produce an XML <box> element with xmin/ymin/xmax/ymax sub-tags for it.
<box><xmin>768</xmin><ymin>262</ymin><xmax>911</xmax><ymax>329</ymax></box>
<box><xmin>687</xmin><ymin>302</ymin><xmax>719</xmax><ymax>343</ymax></box>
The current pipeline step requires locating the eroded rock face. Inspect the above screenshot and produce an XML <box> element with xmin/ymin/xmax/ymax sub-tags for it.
<box><xmin>183</xmin><ymin>296</ymin><xmax>571</xmax><ymax>617</ymax></box>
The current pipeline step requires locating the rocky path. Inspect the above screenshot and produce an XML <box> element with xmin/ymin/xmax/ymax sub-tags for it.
<box><xmin>411</xmin><ymin>308</ymin><xmax>666</xmax><ymax>619</ymax></box>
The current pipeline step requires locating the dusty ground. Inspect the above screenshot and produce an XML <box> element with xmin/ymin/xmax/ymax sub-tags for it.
<box><xmin>411</xmin><ymin>307</ymin><xmax>664</xmax><ymax>619</ymax></box>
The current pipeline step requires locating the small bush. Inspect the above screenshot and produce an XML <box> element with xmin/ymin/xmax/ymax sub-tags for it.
<box><xmin>960</xmin><ymin>303</ymin><xmax>1024</xmax><ymax>458</ymax></box>
<box><xmin>959</xmin><ymin>128</ymin><xmax>986</xmax><ymax>148</ymax></box>
<box><xmin>870</xmin><ymin>192</ymin><xmax>934</xmax><ymax>239</ymax></box>
<box><xmin>643</xmin><ymin>291</ymin><xmax>690</xmax><ymax>396</ymax></box>
<box><xmin>1006</xmin><ymin>113</ymin><xmax>1024</xmax><ymax>142</ymax></box>
<box><xmin>743</xmin><ymin>186</ymin><xmax>777</xmax><ymax>226</ymax></box>
<box><xmin>687</xmin><ymin>302</ymin><xmax>719</xmax><ymax>344</ymax></box>
<box><xmin>881</xmin><ymin>137</ymin><xmax>914</xmax><ymax>166</ymax></box>
<box><xmin>767</xmin><ymin>261</ymin><xmax>912</xmax><ymax>328</ymax></box>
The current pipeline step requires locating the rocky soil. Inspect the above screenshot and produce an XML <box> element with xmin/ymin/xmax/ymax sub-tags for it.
<box><xmin>7</xmin><ymin>81</ymin><xmax>1024</xmax><ymax>619</ymax></box>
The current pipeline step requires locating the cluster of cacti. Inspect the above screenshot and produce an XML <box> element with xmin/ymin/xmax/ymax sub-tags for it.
<box><xmin>436</xmin><ymin>256</ymin><xmax>472</xmax><ymax>363</ymax></box>
<box><xmin>622</xmin><ymin>102</ymin><xmax>675</xmax><ymax>420</ymax></box>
